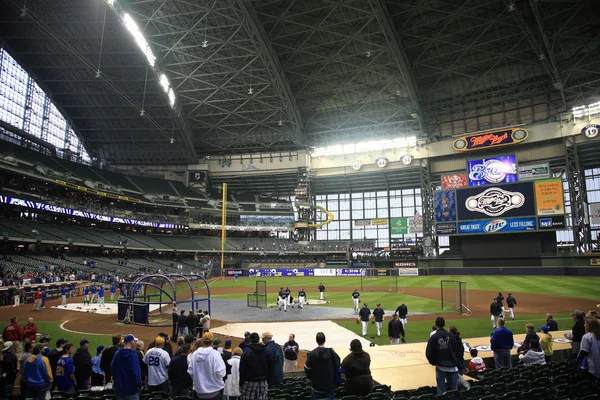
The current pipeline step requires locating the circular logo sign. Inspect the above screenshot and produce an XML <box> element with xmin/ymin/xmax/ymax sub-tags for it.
<box><xmin>376</xmin><ymin>157</ymin><xmax>388</xmax><ymax>168</ymax></box>
<box><xmin>401</xmin><ymin>154</ymin><xmax>413</xmax><ymax>165</ymax></box>
<box><xmin>512</xmin><ymin>129</ymin><xmax>527</xmax><ymax>140</ymax></box>
<box><xmin>453</xmin><ymin>139</ymin><xmax>467</xmax><ymax>150</ymax></box>
<box><xmin>351</xmin><ymin>161</ymin><xmax>362</xmax><ymax>170</ymax></box>
<box><xmin>582</xmin><ymin>124</ymin><xmax>600</xmax><ymax>138</ymax></box>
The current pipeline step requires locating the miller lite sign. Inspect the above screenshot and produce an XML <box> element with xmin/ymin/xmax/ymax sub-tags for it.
<box><xmin>453</xmin><ymin>128</ymin><xmax>528</xmax><ymax>151</ymax></box>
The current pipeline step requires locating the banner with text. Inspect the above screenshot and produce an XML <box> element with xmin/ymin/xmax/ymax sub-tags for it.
<box><xmin>534</xmin><ymin>178</ymin><xmax>565</xmax><ymax>215</ymax></box>
<box><xmin>390</xmin><ymin>217</ymin><xmax>409</xmax><ymax>234</ymax></box>
<box><xmin>518</xmin><ymin>163</ymin><xmax>550</xmax><ymax>181</ymax></box>
<box><xmin>457</xmin><ymin>217</ymin><xmax>537</xmax><ymax>234</ymax></box>
<box><xmin>590</xmin><ymin>202</ymin><xmax>600</xmax><ymax>225</ymax></box>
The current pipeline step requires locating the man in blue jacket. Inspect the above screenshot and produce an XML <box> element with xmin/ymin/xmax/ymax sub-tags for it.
<box><xmin>425</xmin><ymin>317</ymin><xmax>462</xmax><ymax>395</ymax></box>
<box><xmin>262</xmin><ymin>332</ymin><xmax>284</xmax><ymax>389</ymax></box>
<box><xmin>490</xmin><ymin>318</ymin><xmax>514</xmax><ymax>369</ymax></box>
<box><xmin>112</xmin><ymin>334</ymin><xmax>142</xmax><ymax>400</ymax></box>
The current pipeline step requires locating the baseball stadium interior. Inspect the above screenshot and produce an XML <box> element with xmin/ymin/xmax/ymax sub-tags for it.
<box><xmin>0</xmin><ymin>0</ymin><xmax>600</xmax><ymax>399</ymax></box>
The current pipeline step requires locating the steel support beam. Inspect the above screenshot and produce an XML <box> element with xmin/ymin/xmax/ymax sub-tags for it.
<box><xmin>230</xmin><ymin>0</ymin><xmax>304</xmax><ymax>145</ymax></box>
<box><xmin>21</xmin><ymin>76</ymin><xmax>35</xmax><ymax>136</ymax></box>
<box><xmin>368</xmin><ymin>0</ymin><xmax>423</xmax><ymax>133</ymax></box>
<box><xmin>419</xmin><ymin>158</ymin><xmax>437</xmax><ymax>257</ymax></box>
<box><xmin>564</xmin><ymin>136</ymin><xmax>590</xmax><ymax>254</ymax></box>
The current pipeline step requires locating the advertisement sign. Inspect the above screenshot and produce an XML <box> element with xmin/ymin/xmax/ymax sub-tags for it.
<box><xmin>442</xmin><ymin>173</ymin><xmax>468</xmax><ymax>189</ymax></box>
<box><xmin>467</xmin><ymin>154</ymin><xmax>518</xmax><ymax>186</ymax></box>
<box><xmin>390</xmin><ymin>217</ymin><xmax>409</xmax><ymax>234</ymax></box>
<box><xmin>326</xmin><ymin>260</ymin><xmax>349</xmax><ymax>266</ymax></box>
<box><xmin>590</xmin><ymin>203</ymin><xmax>600</xmax><ymax>225</ymax></box>
<box><xmin>351</xmin><ymin>261</ymin><xmax>373</xmax><ymax>268</ymax></box>
<box><xmin>453</xmin><ymin>128</ymin><xmax>528</xmax><ymax>151</ymax></box>
<box><xmin>518</xmin><ymin>163</ymin><xmax>550</xmax><ymax>181</ymax></box>
<box><xmin>534</xmin><ymin>178</ymin><xmax>565</xmax><ymax>215</ymax></box>
<box><xmin>354</xmin><ymin>219</ymin><xmax>371</xmax><ymax>226</ymax></box>
<box><xmin>225</xmin><ymin>270</ymin><xmax>244</xmax><ymax>276</ymax></box>
<box><xmin>538</xmin><ymin>215</ymin><xmax>566</xmax><ymax>230</ymax></box>
<box><xmin>247</xmin><ymin>268</ymin><xmax>316</xmax><ymax>277</ymax></box>
<box><xmin>436</xmin><ymin>223</ymin><xmax>457</xmax><ymax>235</ymax></box>
<box><xmin>376</xmin><ymin>269</ymin><xmax>391</xmax><ymax>276</ymax></box>
<box><xmin>394</xmin><ymin>261</ymin><xmax>418</xmax><ymax>267</ymax></box>
<box><xmin>372</xmin><ymin>218</ymin><xmax>388</xmax><ymax>226</ymax></box>
<box><xmin>397</xmin><ymin>268</ymin><xmax>419</xmax><ymax>276</ymax></box>
<box><xmin>337</xmin><ymin>268</ymin><xmax>365</xmax><ymax>276</ymax></box>
<box><xmin>313</xmin><ymin>268</ymin><xmax>337</xmax><ymax>277</ymax></box>
<box><xmin>457</xmin><ymin>217</ymin><xmax>537</xmax><ymax>234</ymax></box>
<box><xmin>456</xmin><ymin>182</ymin><xmax>535</xmax><ymax>220</ymax></box>
<box><xmin>409</xmin><ymin>212</ymin><xmax>423</xmax><ymax>233</ymax></box>
<box><xmin>434</xmin><ymin>190</ymin><xmax>457</xmax><ymax>222</ymax></box>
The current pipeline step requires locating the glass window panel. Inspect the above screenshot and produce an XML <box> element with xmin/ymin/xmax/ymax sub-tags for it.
<box><xmin>339</xmin><ymin>210</ymin><xmax>350</xmax><ymax>220</ymax></box>
<box><xmin>339</xmin><ymin>230</ymin><xmax>351</xmax><ymax>240</ymax></box>
<box><xmin>364</xmin><ymin>208</ymin><xmax>377</xmax><ymax>218</ymax></box>
<box><xmin>352</xmin><ymin>209</ymin><xmax>364</xmax><ymax>219</ymax></box>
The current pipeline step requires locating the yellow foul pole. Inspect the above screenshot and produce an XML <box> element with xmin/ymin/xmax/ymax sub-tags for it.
<box><xmin>220</xmin><ymin>183</ymin><xmax>227</xmax><ymax>275</ymax></box>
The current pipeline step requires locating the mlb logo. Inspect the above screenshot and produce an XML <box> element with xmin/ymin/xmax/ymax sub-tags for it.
<box><xmin>540</xmin><ymin>218</ymin><xmax>552</xmax><ymax>228</ymax></box>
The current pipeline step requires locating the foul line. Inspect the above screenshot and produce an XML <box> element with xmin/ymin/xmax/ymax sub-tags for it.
<box><xmin>59</xmin><ymin>320</ymin><xmax>107</xmax><ymax>336</ymax></box>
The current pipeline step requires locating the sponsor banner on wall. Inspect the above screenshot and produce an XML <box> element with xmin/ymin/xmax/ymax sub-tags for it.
<box><xmin>390</xmin><ymin>217</ymin><xmax>409</xmax><ymax>234</ymax></box>
<box><xmin>453</xmin><ymin>128</ymin><xmax>528</xmax><ymax>152</ymax></box>
<box><xmin>372</xmin><ymin>218</ymin><xmax>388</xmax><ymax>225</ymax></box>
<box><xmin>351</xmin><ymin>261</ymin><xmax>373</xmax><ymax>268</ymax></box>
<box><xmin>442</xmin><ymin>173</ymin><xmax>468</xmax><ymax>189</ymax></box>
<box><xmin>456</xmin><ymin>181</ymin><xmax>535</xmax><ymax>220</ymax></box>
<box><xmin>246</xmin><ymin>262</ymin><xmax>307</xmax><ymax>268</ymax></box>
<box><xmin>409</xmin><ymin>213</ymin><xmax>423</xmax><ymax>233</ymax></box>
<box><xmin>436</xmin><ymin>222</ymin><xmax>458</xmax><ymax>235</ymax></box>
<box><xmin>393</xmin><ymin>261</ymin><xmax>418</xmax><ymax>267</ymax></box>
<box><xmin>225</xmin><ymin>270</ymin><xmax>244</xmax><ymax>276</ymax></box>
<box><xmin>314</xmin><ymin>268</ymin><xmax>337</xmax><ymax>276</ymax></box>
<box><xmin>591</xmin><ymin>259</ymin><xmax>600</xmax><ymax>266</ymax></box>
<box><xmin>467</xmin><ymin>154</ymin><xmax>518</xmax><ymax>186</ymax></box>
<box><xmin>457</xmin><ymin>217</ymin><xmax>537</xmax><ymax>234</ymax></box>
<box><xmin>376</xmin><ymin>269</ymin><xmax>391</xmax><ymax>276</ymax></box>
<box><xmin>247</xmin><ymin>268</ymin><xmax>316</xmax><ymax>277</ymax></box>
<box><xmin>398</xmin><ymin>268</ymin><xmax>419</xmax><ymax>276</ymax></box>
<box><xmin>354</xmin><ymin>219</ymin><xmax>372</xmax><ymax>226</ymax></box>
<box><xmin>590</xmin><ymin>203</ymin><xmax>600</xmax><ymax>225</ymax></box>
<box><xmin>337</xmin><ymin>268</ymin><xmax>365</xmax><ymax>276</ymax></box>
<box><xmin>538</xmin><ymin>215</ymin><xmax>566</xmax><ymax>230</ymax></box>
<box><xmin>518</xmin><ymin>163</ymin><xmax>550</xmax><ymax>181</ymax></box>
<box><xmin>534</xmin><ymin>178</ymin><xmax>565</xmax><ymax>215</ymax></box>
<box><xmin>326</xmin><ymin>260</ymin><xmax>349</xmax><ymax>265</ymax></box>
<box><xmin>434</xmin><ymin>190</ymin><xmax>457</xmax><ymax>222</ymax></box>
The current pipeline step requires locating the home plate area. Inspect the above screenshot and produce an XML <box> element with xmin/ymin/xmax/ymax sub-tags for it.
<box><xmin>211</xmin><ymin>320</ymin><xmax>374</xmax><ymax>350</ymax></box>
<box><xmin>52</xmin><ymin>302</ymin><xmax>161</xmax><ymax>315</ymax></box>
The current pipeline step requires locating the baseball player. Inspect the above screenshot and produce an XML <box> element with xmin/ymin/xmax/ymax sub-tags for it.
<box><xmin>84</xmin><ymin>286</ymin><xmax>90</xmax><ymax>305</ymax></box>
<box><xmin>496</xmin><ymin>292</ymin><xmax>505</xmax><ymax>316</ymax></box>
<box><xmin>60</xmin><ymin>286</ymin><xmax>68</xmax><ymax>307</ymax></box>
<box><xmin>69</xmin><ymin>283</ymin><xmax>75</xmax><ymax>298</ymax></box>
<box><xmin>373</xmin><ymin>303</ymin><xmax>385</xmax><ymax>337</ymax></box>
<box><xmin>298</xmin><ymin>288</ymin><xmax>306</xmax><ymax>309</ymax></box>
<box><xmin>90</xmin><ymin>285</ymin><xmax>98</xmax><ymax>304</ymax></box>
<box><xmin>388</xmin><ymin>314</ymin><xmax>406</xmax><ymax>344</ymax></box>
<box><xmin>351</xmin><ymin>289</ymin><xmax>360</xmax><ymax>313</ymax></box>
<box><xmin>318</xmin><ymin>283</ymin><xmax>325</xmax><ymax>300</ymax></box>
<box><xmin>278</xmin><ymin>287</ymin><xmax>287</xmax><ymax>312</ymax></box>
<box><xmin>41</xmin><ymin>288</ymin><xmax>47</xmax><ymax>309</ymax></box>
<box><xmin>285</xmin><ymin>287</ymin><xmax>292</xmax><ymax>308</ymax></box>
<box><xmin>358</xmin><ymin>303</ymin><xmax>371</xmax><ymax>337</ymax></box>
<box><xmin>98</xmin><ymin>287</ymin><xmax>105</xmax><ymax>307</ymax></box>
<box><xmin>506</xmin><ymin>293</ymin><xmax>517</xmax><ymax>320</ymax></box>
<box><xmin>490</xmin><ymin>298</ymin><xmax>502</xmax><ymax>328</ymax></box>
<box><xmin>395</xmin><ymin>303</ymin><xmax>408</xmax><ymax>326</ymax></box>
<box><xmin>110</xmin><ymin>284</ymin><xmax>117</xmax><ymax>302</ymax></box>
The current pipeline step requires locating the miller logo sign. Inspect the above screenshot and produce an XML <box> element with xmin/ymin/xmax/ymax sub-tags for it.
<box><xmin>465</xmin><ymin>187</ymin><xmax>525</xmax><ymax>217</ymax></box>
<box><xmin>453</xmin><ymin>128</ymin><xmax>528</xmax><ymax>151</ymax></box>
<box><xmin>484</xmin><ymin>219</ymin><xmax>507</xmax><ymax>233</ymax></box>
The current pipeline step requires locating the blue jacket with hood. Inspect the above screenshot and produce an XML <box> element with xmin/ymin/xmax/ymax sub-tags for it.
<box><xmin>112</xmin><ymin>348</ymin><xmax>142</xmax><ymax>396</ymax></box>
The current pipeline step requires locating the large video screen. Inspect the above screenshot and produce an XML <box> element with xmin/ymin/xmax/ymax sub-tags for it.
<box><xmin>467</xmin><ymin>154</ymin><xmax>518</xmax><ymax>186</ymax></box>
<box><xmin>456</xmin><ymin>181</ymin><xmax>535</xmax><ymax>220</ymax></box>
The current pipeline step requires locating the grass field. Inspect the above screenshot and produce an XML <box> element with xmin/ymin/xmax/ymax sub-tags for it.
<box><xmin>36</xmin><ymin>321</ymin><xmax>112</xmax><ymax>347</ymax></box>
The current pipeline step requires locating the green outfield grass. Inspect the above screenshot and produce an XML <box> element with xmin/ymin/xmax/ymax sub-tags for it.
<box><xmin>208</xmin><ymin>275</ymin><xmax>600</xmax><ymax>300</ymax></box>
<box><xmin>334</xmin><ymin>312</ymin><xmax>575</xmax><ymax>346</ymax></box>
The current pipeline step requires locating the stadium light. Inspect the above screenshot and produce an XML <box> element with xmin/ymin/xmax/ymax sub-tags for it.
<box><xmin>573</xmin><ymin>102</ymin><xmax>600</xmax><ymax>119</ymax></box>
<box><xmin>311</xmin><ymin>136</ymin><xmax>417</xmax><ymax>158</ymax></box>
<box><xmin>123</xmin><ymin>13</ymin><xmax>156</xmax><ymax>67</ymax></box>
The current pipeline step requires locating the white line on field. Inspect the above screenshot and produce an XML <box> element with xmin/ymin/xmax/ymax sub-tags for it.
<box><xmin>59</xmin><ymin>320</ymin><xmax>107</xmax><ymax>336</ymax></box>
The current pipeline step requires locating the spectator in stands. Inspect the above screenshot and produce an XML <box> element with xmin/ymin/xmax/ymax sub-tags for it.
<box><xmin>467</xmin><ymin>349</ymin><xmax>486</xmax><ymax>379</ymax></box>
<box><xmin>240</xmin><ymin>332</ymin><xmax>272</xmax><ymax>400</ymax></box>
<box><xmin>201</xmin><ymin>310</ymin><xmax>211</xmax><ymax>334</ymax></box>
<box><xmin>538</xmin><ymin>326</ymin><xmax>553</xmax><ymax>363</ymax></box>
<box><xmin>304</xmin><ymin>332</ymin><xmax>340</xmax><ymax>400</ymax></box>
<box><xmin>283</xmin><ymin>334</ymin><xmax>299</xmax><ymax>372</ymax></box>
<box><xmin>91</xmin><ymin>346</ymin><xmax>104</xmax><ymax>387</ymax></box>
<box><xmin>48</xmin><ymin>338</ymin><xmax>67</xmax><ymax>390</ymax></box>
<box><xmin>31</xmin><ymin>289</ymin><xmax>42</xmax><ymax>312</ymax></box>
<box><xmin>23</xmin><ymin>318</ymin><xmax>37</xmax><ymax>343</ymax></box>
<box><xmin>546</xmin><ymin>313</ymin><xmax>558</xmax><ymax>331</ymax></box>
<box><xmin>262</xmin><ymin>332</ymin><xmax>283</xmax><ymax>389</ymax></box>
<box><xmin>73</xmin><ymin>339</ymin><xmax>92</xmax><ymax>391</ymax></box>
<box><xmin>186</xmin><ymin>310</ymin><xmax>198</xmax><ymax>337</ymax></box>
<box><xmin>426</xmin><ymin>317</ymin><xmax>461</xmax><ymax>395</ymax></box>
<box><xmin>147</xmin><ymin>333</ymin><xmax>173</xmax><ymax>358</ymax></box>
<box><xmin>577</xmin><ymin>317</ymin><xmax>600</xmax><ymax>381</ymax></box>
<box><xmin>39</xmin><ymin>336</ymin><xmax>51</xmax><ymax>357</ymax></box>
<box><xmin>168</xmin><ymin>343</ymin><xmax>193</xmax><ymax>398</ymax></box>
<box><xmin>19</xmin><ymin>341</ymin><xmax>33</xmax><ymax>400</ymax></box>
<box><xmin>2</xmin><ymin>341</ymin><xmax>18</xmax><ymax>395</ymax></box>
<box><xmin>568</xmin><ymin>310</ymin><xmax>586</xmax><ymax>358</ymax></box>
<box><xmin>188</xmin><ymin>332</ymin><xmax>226</xmax><ymax>400</ymax></box>
<box><xmin>171</xmin><ymin>307</ymin><xmax>179</xmax><ymax>341</ymax></box>
<box><xmin>23</xmin><ymin>344</ymin><xmax>52</xmax><ymax>400</ymax></box>
<box><xmin>178</xmin><ymin>311</ymin><xmax>188</xmax><ymax>336</ymax></box>
<box><xmin>224</xmin><ymin>347</ymin><xmax>242</xmax><ymax>400</ymax></box>
<box><xmin>522</xmin><ymin>323</ymin><xmax>540</xmax><ymax>351</ymax></box>
<box><xmin>101</xmin><ymin>334</ymin><xmax>122</xmax><ymax>385</ymax></box>
<box><xmin>490</xmin><ymin>318</ymin><xmax>514</xmax><ymax>369</ymax></box>
<box><xmin>143</xmin><ymin>336</ymin><xmax>171</xmax><ymax>393</ymax></box>
<box><xmin>449</xmin><ymin>326</ymin><xmax>469</xmax><ymax>389</ymax></box>
<box><xmin>341</xmin><ymin>339</ymin><xmax>373</xmax><ymax>396</ymax></box>
<box><xmin>222</xmin><ymin>339</ymin><xmax>233</xmax><ymax>362</ymax></box>
<box><xmin>112</xmin><ymin>334</ymin><xmax>142</xmax><ymax>400</ymax></box>
<box><xmin>2</xmin><ymin>317</ymin><xmax>23</xmax><ymax>343</ymax></box>
<box><xmin>54</xmin><ymin>343</ymin><xmax>76</xmax><ymax>393</ymax></box>
<box><xmin>518</xmin><ymin>338</ymin><xmax>545</xmax><ymax>366</ymax></box>
<box><xmin>135</xmin><ymin>340</ymin><xmax>147</xmax><ymax>389</ymax></box>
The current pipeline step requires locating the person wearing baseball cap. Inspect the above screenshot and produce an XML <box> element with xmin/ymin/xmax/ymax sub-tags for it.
<box><xmin>239</xmin><ymin>333</ymin><xmax>272</xmax><ymax>399</ymax></box>
<box><xmin>73</xmin><ymin>339</ymin><xmax>92</xmax><ymax>390</ymax></box>
<box><xmin>358</xmin><ymin>303</ymin><xmax>371</xmax><ymax>337</ymax></box>
<box><xmin>143</xmin><ymin>336</ymin><xmax>170</xmax><ymax>393</ymax></box>
<box><xmin>48</xmin><ymin>338</ymin><xmax>68</xmax><ymax>390</ymax></box>
<box><xmin>538</xmin><ymin>326</ymin><xmax>553</xmax><ymax>363</ymax></box>
<box><xmin>222</xmin><ymin>339</ymin><xmax>233</xmax><ymax>362</ymax></box>
<box><xmin>238</xmin><ymin>332</ymin><xmax>251</xmax><ymax>351</ymax></box>
<box><xmin>188</xmin><ymin>332</ymin><xmax>225</xmax><ymax>399</ymax></box>
<box><xmin>112</xmin><ymin>334</ymin><xmax>142</xmax><ymax>399</ymax></box>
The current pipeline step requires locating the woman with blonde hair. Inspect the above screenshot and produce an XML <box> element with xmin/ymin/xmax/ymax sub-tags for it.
<box><xmin>576</xmin><ymin>317</ymin><xmax>600</xmax><ymax>381</ymax></box>
<box><xmin>224</xmin><ymin>347</ymin><xmax>243</xmax><ymax>400</ymax></box>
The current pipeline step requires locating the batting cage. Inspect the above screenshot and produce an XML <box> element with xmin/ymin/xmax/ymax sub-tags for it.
<box><xmin>440</xmin><ymin>280</ymin><xmax>471</xmax><ymax>315</ymax></box>
<box><xmin>247</xmin><ymin>280</ymin><xmax>267</xmax><ymax>309</ymax></box>
<box><xmin>117</xmin><ymin>273</ymin><xmax>211</xmax><ymax>326</ymax></box>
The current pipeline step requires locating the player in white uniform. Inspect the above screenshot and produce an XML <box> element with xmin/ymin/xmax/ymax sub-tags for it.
<box><xmin>278</xmin><ymin>287</ymin><xmax>287</xmax><ymax>312</ymax></box>
<box><xmin>143</xmin><ymin>336</ymin><xmax>171</xmax><ymax>392</ymax></box>
<box><xmin>351</xmin><ymin>289</ymin><xmax>360</xmax><ymax>313</ymax></box>
<box><xmin>298</xmin><ymin>289</ymin><xmax>306</xmax><ymax>309</ymax></box>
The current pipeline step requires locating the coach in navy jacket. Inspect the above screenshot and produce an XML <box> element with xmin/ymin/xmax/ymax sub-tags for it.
<box><xmin>490</xmin><ymin>318</ymin><xmax>514</xmax><ymax>369</ymax></box>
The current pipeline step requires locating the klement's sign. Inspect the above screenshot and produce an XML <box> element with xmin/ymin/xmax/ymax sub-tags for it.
<box><xmin>453</xmin><ymin>128</ymin><xmax>528</xmax><ymax>151</ymax></box>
